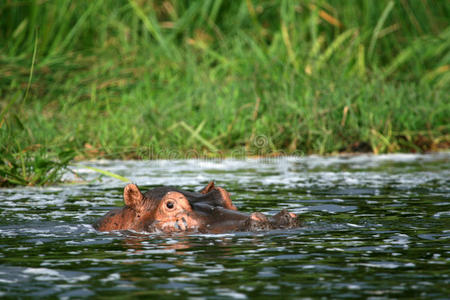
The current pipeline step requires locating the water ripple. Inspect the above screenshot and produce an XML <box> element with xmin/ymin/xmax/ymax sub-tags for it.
<box><xmin>0</xmin><ymin>154</ymin><xmax>448</xmax><ymax>298</ymax></box>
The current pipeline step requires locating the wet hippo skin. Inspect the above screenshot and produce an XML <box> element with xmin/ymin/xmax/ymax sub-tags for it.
<box><xmin>93</xmin><ymin>181</ymin><xmax>300</xmax><ymax>233</ymax></box>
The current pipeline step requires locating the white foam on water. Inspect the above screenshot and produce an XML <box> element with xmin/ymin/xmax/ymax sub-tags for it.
<box><xmin>215</xmin><ymin>288</ymin><xmax>248</xmax><ymax>299</ymax></box>
<box><xmin>356</xmin><ymin>261</ymin><xmax>415</xmax><ymax>269</ymax></box>
<box><xmin>100</xmin><ymin>273</ymin><xmax>120</xmax><ymax>283</ymax></box>
<box><xmin>24</xmin><ymin>268</ymin><xmax>60</xmax><ymax>276</ymax></box>
<box><xmin>23</xmin><ymin>268</ymin><xmax>91</xmax><ymax>283</ymax></box>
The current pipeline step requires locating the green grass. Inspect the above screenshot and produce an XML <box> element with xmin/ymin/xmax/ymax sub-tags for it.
<box><xmin>1</xmin><ymin>0</ymin><xmax>449</xmax><ymax>186</ymax></box>
<box><xmin>0</xmin><ymin>148</ymin><xmax>75</xmax><ymax>187</ymax></box>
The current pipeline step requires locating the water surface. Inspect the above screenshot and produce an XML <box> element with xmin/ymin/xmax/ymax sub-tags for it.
<box><xmin>0</xmin><ymin>154</ymin><xmax>449</xmax><ymax>298</ymax></box>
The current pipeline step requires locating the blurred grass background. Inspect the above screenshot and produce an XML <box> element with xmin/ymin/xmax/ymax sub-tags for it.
<box><xmin>0</xmin><ymin>0</ymin><xmax>449</xmax><ymax>185</ymax></box>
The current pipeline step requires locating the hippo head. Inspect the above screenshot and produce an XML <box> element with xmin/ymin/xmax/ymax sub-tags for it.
<box><xmin>94</xmin><ymin>182</ymin><xmax>238</xmax><ymax>232</ymax></box>
<box><xmin>94</xmin><ymin>182</ymin><xmax>300</xmax><ymax>233</ymax></box>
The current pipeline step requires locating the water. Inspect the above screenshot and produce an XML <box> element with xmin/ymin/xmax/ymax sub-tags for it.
<box><xmin>0</xmin><ymin>154</ymin><xmax>449</xmax><ymax>298</ymax></box>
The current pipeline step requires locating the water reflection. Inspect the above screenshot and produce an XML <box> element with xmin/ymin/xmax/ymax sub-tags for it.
<box><xmin>0</xmin><ymin>154</ymin><xmax>448</xmax><ymax>298</ymax></box>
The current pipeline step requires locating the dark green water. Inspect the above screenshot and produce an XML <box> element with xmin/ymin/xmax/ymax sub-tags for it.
<box><xmin>0</xmin><ymin>154</ymin><xmax>448</xmax><ymax>298</ymax></box>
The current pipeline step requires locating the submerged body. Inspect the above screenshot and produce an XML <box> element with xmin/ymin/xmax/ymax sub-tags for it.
<box><xmin>94</xmin><ymin>182</ymin><xmax>300</xmax><ymax>233</ymax></box>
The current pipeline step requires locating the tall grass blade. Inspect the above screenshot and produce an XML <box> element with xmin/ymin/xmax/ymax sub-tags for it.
<box><xmin>179</xmin><ymin>121</ymin><xmax>219</xmax><ymax>153</ymax></box>
<box><xmin>80</xmin><ymin>166</ymin><xmax>131</xmax><ymax>183</ymax></box>
<box><xmin>128</xmin><ymin>0</ymin><xmax>176</xmax><ymax>59</ymax></box>
<box><xmin>52</xmin><ymin>1</ymin><xmax>100</xmax><ymax>56</ymax></box>
<box><xmin>0</xmin><ymin>92</ymin><xmax>21</xmax><ymax>129</ymax></box>
<box><xmin>383</xmin><ymin>46</ymin><xmax>414</xmax><ymax>77</ymax></box>
<box><xmin>315</xmin><ymin>29</ymin><xmax>355</xmax><ymax>72</ymax></box>
<box><xmin>23</xmin><ymin>30</ymin><xmax>38</xmax><ymax>105</ymax></box>
<box><xmin>357</xmin><ymin>44</ymin><xmax>366</xmax><ymax>78</ymax></box>
<box><xmin>368</xmin><ymin>0</ymin><xmax>395</xmax><ymax>61</ymax></box>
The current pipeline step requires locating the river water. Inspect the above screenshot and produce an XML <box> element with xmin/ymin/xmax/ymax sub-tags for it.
<box><xmin>0</xmin><ymin>154</ymin><xmax>448</xmax><ymax>298</ymax></box>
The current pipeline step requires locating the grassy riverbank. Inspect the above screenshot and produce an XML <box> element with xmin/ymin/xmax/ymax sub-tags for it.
<box><xmin>1</xmin><ymin>1</ymin><xmax>449</xmax><ymax>185</ymax></box>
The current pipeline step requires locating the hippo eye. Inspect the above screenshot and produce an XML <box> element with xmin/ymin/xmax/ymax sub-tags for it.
<box><xmin>166</xmin><ymin>201</ymin><xmax>174</xmax><ymax>209</ymax></box>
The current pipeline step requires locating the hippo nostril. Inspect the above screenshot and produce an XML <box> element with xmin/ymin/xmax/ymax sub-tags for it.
<box><xmin>181</xmin><ymin>217</ymin><xmax>188</xmax><ymax>228</ymax></box>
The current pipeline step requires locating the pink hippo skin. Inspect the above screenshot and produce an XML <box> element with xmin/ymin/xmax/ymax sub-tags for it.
<box><xmin>93</xmin><ymin>182</ymin><xmax>300</xmax><ymax>233</ymax></box>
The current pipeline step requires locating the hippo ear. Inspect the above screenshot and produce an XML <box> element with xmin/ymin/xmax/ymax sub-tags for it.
<box><xmin>123</xmin><ymin>184</ymin><xmax>144</xmax><ymax>209</ymax></box>
<box><xmin>214</xmin><ymin>186</ymin><xmax>237</xmax><ymax>211</ymax></box>
<box><xmin>199</xmin><ymin>181</ymin><xmax>215</xmax><ymax>194</ymax></box>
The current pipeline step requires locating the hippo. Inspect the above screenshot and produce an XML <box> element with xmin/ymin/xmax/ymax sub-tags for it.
<box><xmin>93</xmin><ymin>181</ymin><xmax>300</xmax><ymax>233</ymax></box>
